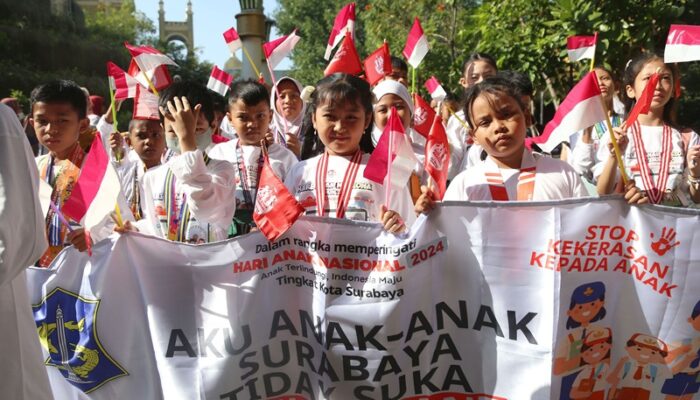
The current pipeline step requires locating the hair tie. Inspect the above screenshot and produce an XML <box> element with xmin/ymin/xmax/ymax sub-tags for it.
<box><xmin>300</xmin><ymin>86</ymin><xmax>315</xmax><ymax>103</ymax></box>
<box><xmin>625</xmin><ymin>59</ymin><xmax>633</xmax><ymax>70</ymax></box>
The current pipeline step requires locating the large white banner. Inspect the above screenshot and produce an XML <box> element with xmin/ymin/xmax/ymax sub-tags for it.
<box><xmin>27</xmin><ymin>198</ymin><xmax>700</xmax><ymax>400</ymax></box>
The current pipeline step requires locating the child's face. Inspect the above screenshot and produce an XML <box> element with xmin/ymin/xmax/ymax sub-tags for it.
<box><xmin>162</xmin><ymin>109</ymin><xmax>212</xmax><ymax>141</ymax></box>
<box><xmin>384</xmin><ymin>67</ymin><xmax>408</xmax><ymax>87</ymax></box>
<box><xmin>469</xmin><ymin>93</ymin><xmax>527</xmax><ymax>164</ymax></box>
<box><xmin>689</xmin><ymin>313</ymin><xmax>700</xmax><ymax>331</ymax></box>
<box><xmin>626</xmin><ymin>60</ymin><xmax>673</xmax><ymax>112</ymax></box>
<box><xmin>276</xmin><ymin>81</ymin><xmax>303</xmax><ymax>120</ymax></box>
<box><xmin>626</xmin><ymin>343</ymin><xmax>665</xmax><ymax>365</ymax></box>
<box><xmin>594</xmin><ymin>68</ymin><xmax>615</xmax><ymax>101</ymax></box>
<box><xmin>461</xmin><ymin>60</ymin><xmax>497</xmax><ymax>88</ymax></box>
<box><xmin>374</xmin><ymin>94</ymin><xmax>412</xmax><ymax>131</ymax></box>
<box><xmin>312</xmin><ymin>99</ymin><xmax>371</xmax><ymax>156</ymax></box>
<box><xmin>566</xmin><ymin>298</ymin><xmax>604</xmax><ymax>324</ymax></box>
<box><xmin>31</xmin><ymin>101</ymin><xmax>87</xmax><ymax>158</ymax></box>
<box><xmin>581</xmin><ymin>342</ymin><xmax>611</xmax><ymax>365</ymax></box>
<box><xmin>129</xmin><ymin>120</ymin><xmax>164</xmax><ymax>167</ymax></box>
<box><xmin>227</xmin><ymin>99</ymin><xmax>271</xmax><ymax>146</ymax></box>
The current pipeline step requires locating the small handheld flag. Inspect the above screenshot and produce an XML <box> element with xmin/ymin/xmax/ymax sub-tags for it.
<box><xmin>207</xmin><ymin>66</ymin><xmax>233</xmax><ymax>97</ymax></box>
<box><xmin>325</xmin><ymin>3</ymin><xmax>356</xmax><ymax>60</ymax></box>
<box><xmin>664</xmin><ymin>24</ymin><xmax>700</xmax><ymax>63</ymax></box>
<box><xmin>263</xmin><ymin>30</ymin><xmax>301</xmax><ymax>70</ymax></box>
<box><xmin>566</xmin><ymin>34</ymin><xmax>597</xmax><ymax>62</ymax></box>
<box><xmin>324</xmin><ymin>32</ymin><xmax>362</xmax><ymax>76</ymax></box>
<box><xmin>363</xmin><ymin>42</ymin><xmax>391</xmax><ymax>86</ymax></box>
<box><xmin>402</xmin><ymin>18</ymin><xmax>429</xmax><ymax>68</ymax></box>
<box><xmin>223</xmin><ymin>27</ymin><xmax>242</xmax><ymax>53</ymax></box>
<box><xmin>425</xmin><ymin>113</ymin><xmax>450</xmax><ymax>199</ymax></box>
<box><xmin>424</xmin><ymin>76</ymin><xmax>447</xmax><ymax>102</ymax></box>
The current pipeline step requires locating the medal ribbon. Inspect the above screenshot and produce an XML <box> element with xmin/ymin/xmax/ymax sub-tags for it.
<box><xmin>315</xmin><ymin>151</ymin><xmax>362</xmax><ymax>218</ymax></box>
<box><xmin>630</xmin><ymin>122</ymin><xmax>672</xmax><ymax>204</ymax></box>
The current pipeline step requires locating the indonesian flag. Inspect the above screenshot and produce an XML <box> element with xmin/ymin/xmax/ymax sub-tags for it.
<box><xmin>263</xmin><ymin>30</ymin><xmax>301</xmax><ymax>70</ymax></box>
<box><xmin>107</xmin><ymin>61</ymin><xmax>139</xmax><ymax>100</ymax></box>
<box><xmin>363</xmin><ymin>42</ymin><xmax>391</xmax><ymax>86</ymax></box>
<box><xmin>664</xmin><ymin>24</ymin><xmax>700</xmax><ymax>63</ymax></box>
<box><xmin>566</xmin><ymin>33</ymin><xmax>597</xmax><ymax>62</ymax></box>
<box><xmin>424</xmin><ymin>76</ymin><xmax>447</xmax><ymax>102</ymax></box>
<box><xmin>133</xmin><ymin>86</ymin><xmax>160</xmax><ymax>121</ymax></box>
<box><xmin>528</xmin><ymin>71</ymin><xmax>605</xmax><ymax>152</ymax></box>
<box><xmin>624</xmin><ymin>71</ymin><xmax>659</xmax><ymax>129</ymax></box>
<box><xmin>324</xmin><ymin>32</ymin><xmax>362</xmax><ymax>76</ymax></box>
<box><xmin>425</xmin><ymin>113</ymin><xmax>450</xmax><ymax>199</ymax></box>
<box><xmin>364</xmin><ymin>107</ymin><xmax>419</xmax><ymax>192</ymax></box>
<box><xmin>253</xmin><ymin>152</ymin><xmax>304</xmax><ymax>242</ymax></box>
<box><xmin>207</xmin><ymin>66</ymin><xmax>233</xmax><ymax>97</ymax></box>
<box><xmin>128</xmin><ymin>60</ymin><xmax>172</xmax><ymax>91</ymax></box>
<box><xmin>223</xmin><ymin>27</ymin><xmax>243</xmax><ymax>54</ymax></box>
<box><xmin>324</xmin><ymin>3</ymin><xmax>356</xmax><ymax>60</ymax></box>
<box><xmin>402</xmin><ymin>18</ymin><xmax>429</xmax><ymax>68</ymax></box>
<box><xmin>412</xmin><ymin>93</ymin><xmax>436</xmax><ymax>139</ymax></box>
<box><xmin>61</xmin><ymin>134</ymin><xmax>123</xmax><ymax>231</ymax></box>
<box><xmin>124</xmin><ymin>42</ymin><xmax>178</xmax><ymax>72</ymax></box>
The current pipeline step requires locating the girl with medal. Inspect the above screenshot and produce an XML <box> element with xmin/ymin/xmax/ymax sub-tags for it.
<box><xmin>595</xmin><ymin>53</ymin><xmax>700</xmax><ymax>206</ymax></box>
<box><xmin>286</xmin><ymin>73</ymin><xmax>413</xmax><ymax>233</ymax></box>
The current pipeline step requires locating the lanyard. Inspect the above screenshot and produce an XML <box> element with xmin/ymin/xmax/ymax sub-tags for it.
<box><xmin>163</xmin><ymin>152</ymin><xmax>212</xmax><ymax>241</ymax></box>
<box><xmin>235</xmin><ymin>142</ymin><xmax>264</xmax><ymax>207</ymax></box>
<box><xmin>315</xmin><ymin>151</ymin><xmax>362</xmax><ymax>218</ymax></box>
<box><xmin>630</xmin><ymin>122</ymin><xmax>673</xmax><ymax>204</ymax></box>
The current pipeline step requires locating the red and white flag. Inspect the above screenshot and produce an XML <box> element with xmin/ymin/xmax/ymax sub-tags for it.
<box><xmin>402</xmin><ymin>17</ymin><xmax>429</xmax><ymax>68</ymax></box>
<box><xmin>61</xmin><ymin>134</ymin><xmax>123</xmax><ymax>231</ymax></box>
<box><xmin>324</xmin><ymin>32</ymin><xmax>362</xmax><ymax>76</ymax></box>
<box><xmin>324</xmin><ymin>3</ymin><xmax>356</xmax><ymax>60</ymax></box>
<box><xmin>124</xmin><ymin>42</ymin><xmax>177</xmax><ymax>72</ymax></box>
<box><xmin>107</xmin><ymin>61</ymin><xmax>139</xmax><ymax>100</ymax></box>
<box><xmin>425</xmin><ymin>113</ymin><xmax>450</xmax><ymax>199</ymax></box>
<box><xmin>566</xmin><ymin>33</ymin><xmax>597</xmax><ymax>62</ymax></box>
<box><xmin>528</xmin><ymin>71</ymin><xmax>605</xmax><ymax>152</ymax></box>
<box><xmin>624</xmin><ymin>71</ymin><xmax>659</xmax><ymax>129</ymax></box>
<box><xmin>223</xmin><ymin>27</ymin><xmax>243</xmax><ymax>54</ymax></box>
<box><xmin>364</xmin><ymin>107</ymin><xmax>419</xmax><ymax>192</ymax></box>
<box><xmin>363</xmin><ymin>42</ymin><xmax>391</xmax><ymax>86</ymax></box>
<box><xmin>412</xmin><ymin>93</ymin><xmax>436</xmax><ymax>139</ymax></box>
<box><xmin>664</xmin><ymin>24</ymin><xmax>700</xmax><ymax>63</ymax></box>
<box><xmin>424</xmin><ymin>76</ymin><xmax>447</xmax><ymax>102</ymax></box>
<box><xmin>128</xmin><ymin>60</ymin><xmax>172</xmax><ymax>91</ymax></box>
<box><xmin>207</xmin><ymin>65</ymin><xmax>233</xmax><ymax>97</ymax></box>
<box><xmin>253</xmin><ymin>152</ymin><xmax>304</xmax><ymax>242</ymax></box>
<box><xmin>133</xmin><ymin>86</ymin><xmax>160</xmax><ymax>121</ymax></box>
<box><xmin>263</xmin><ymin>30</ymin><xmax>301</xmax><ymax>70</ymax></box>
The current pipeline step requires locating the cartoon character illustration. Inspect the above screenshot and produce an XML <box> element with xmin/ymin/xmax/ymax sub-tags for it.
<box><xmin>554</xmin><ymin>282</ymin><xmax>608</xmax><ymax>400</ymax></box>
<box><xmin>569</xmin><ymin>328</ymin><xmax>612</xmax><ymax>400</ymax></box>
<box><xmin>661</xmin><ymin>300</ymin><xmax>700</xmax><ymax>399</ymax></box>
<box><xmin>607</xmin><ymin>333</ymin><xmax>669</xmax><ymax>400</ymax></box>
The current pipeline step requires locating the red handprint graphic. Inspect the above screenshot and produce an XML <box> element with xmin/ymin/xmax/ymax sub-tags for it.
<box><xmin>650</xmin><ymin>227</ymin><xmax>680</xmax><ymax>257</ymax></box>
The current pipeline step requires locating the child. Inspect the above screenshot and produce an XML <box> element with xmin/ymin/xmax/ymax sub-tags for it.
<box><xmin>115</xmin><ymin>118</ymin><xmax>166</xmax><ymax>221</ymax></box>
<box><xmin>286</xmin><ymin>73</ymin><xmax>413</xmax><ymax>233</ymax></box>
<box><xmin>415</xmin><ymin>76</ymin><xmax>587</xmax><ymax>209</ymax></box>
<box><xmin>382</xmin><ymin>56</ymin><xmax>409</xmax><ymax>87</ymax></box>
<box><xmin>133</xmin><ymin>81</ymin><xmax>236</xmax><ymax>243</ymax></box>
<box><xmin>31</xmin><ymin>80</ymin><xmax>127</xmax><ymax>266</ymax></box>
<box><xmin>594</xmin><ymin>53</ymin><xmax>700</xmax><ymax>206</ymax></box>
<box><xmin>661</xmin><ymin>299</ymin><xmax>700</xmax><ymax>399</ymax></box>
<box><xmin>607</xmin><ymin>333</ymin><xmax>669</xmax><ymax>400</ymax></box>
<box><xmin>208</xmin><ymin>79</ymin><xmax>298</xmax><ymax>236</ymax></box>
<box><xmin>570</xmin><ymin>328</ymin><xmax>613</xmax><ymax>400</ymax></box>
<box><xmin>269</xmin><ymin>77</ymin><xmax>306</xmax><ymax>157</ymax></box>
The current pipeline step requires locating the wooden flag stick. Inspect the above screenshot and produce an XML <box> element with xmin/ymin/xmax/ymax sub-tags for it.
<box><xmin>114</xmin><ymin>202</ymin><xmax>124</xmax><ymax>228</ymax></box>
<box><xmin>107</xmin><ymin>82</ymin><xmax>122</xmax><ymax>162</ymax></box>
<box><xmin>599</xmin><ymin>96</ymin><xmax>629</xmax><ymax>185</ymax></box>
<box><xmin>141</xmin><ymin>71</ymin><xmax>159</xmax><ymax>96</ymax></box>
<box><xmin>446</xmin><ymin>105</ymin><xmax>470</xmax><ymax>131</ymax></box>
<box><xmin>242</xmin><ymin>45</ymin><xmax>262</xmax><ymax>78</ymax></box>
<box><xmin>411</xmin><ymin>66</ymin><xmax>416</xmax><ymax>94</ymax></box>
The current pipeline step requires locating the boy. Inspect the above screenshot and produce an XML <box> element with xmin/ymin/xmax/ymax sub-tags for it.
<box><xmin>134</xmin><ymin>81</ymin><xmax>236</xmax><ymax>243</ymax></box>
<box><xmin>31</xmin><ymin>80</ymin><xmax>126</xmax><ymax>266</ymax></box>
<box><xmin>382</xmin><ymin>56</ymin><xmax>409</xmax><ymax>87</ymax></box>
<box><xmin>209</xmin><ymin>80</ymin><xmax>297</xmax><ymax>236</ymax></box>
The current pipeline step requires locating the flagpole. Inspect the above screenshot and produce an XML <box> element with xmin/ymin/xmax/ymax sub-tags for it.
<box><xmin>446</xmin><ymin>105</ymin><xmax>470</xmax><ymax>131</ymax></box>
<box><xmin>386</xmin><ymin>112</ymin><xmax>394</xmax><ymax>207</ymax></box>
<box><xmin>598</xmin><ymin>97</ymin><xmax>629</xmax><ymax>185</ymax></box>
<box><xmin>141</xmin><ymin>71</ymin><xmax>159</xmax><ymax>96</ymax></box>
<box><xmin>411</xmin><ymin>66</ymin><xmax>416</xmax><ymax>94</ymax></box>
<box><xmin>114</xmin><ymin>202</ymin><xmax>124</xmax><ymax>228</ymax></box>
<box><xmin>107</xmin><ymin>81</ymin><xmax>122</xmax><ymax>162</ymax></box>
<box><xmin>242</xmin><ymin>45</ymin><xmax>262</xmax><ymax>78</ymax></box>
<box><xmin>265</xmin><ymin>60</ymin><xmax>289</xmax><ymax>146</ymax></box>
<box><xmin>589</xmin><ymin>32</ymin><xmax>598</xmax><ymax>72</ymax></box>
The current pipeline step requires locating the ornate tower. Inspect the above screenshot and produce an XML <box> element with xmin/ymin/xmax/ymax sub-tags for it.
<box><xmin>235</xmin><ymin>0</ymin><xmax>273</xmax><ymax>80</ymax></box>
<box><xmin>158</xmin><ymin>0</ymin><xmax>194</xmax><ymax>54</ymax></box>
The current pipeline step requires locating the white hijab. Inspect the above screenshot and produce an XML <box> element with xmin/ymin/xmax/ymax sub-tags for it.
<box><xmin>371</xmin><ymin>80</ymin><xmax>415</xmax><ymax>146</ymax></box>
<box><xmin>270</xmin><ymin>76</ymin><xmax>308</xmax><ymax>137</ymax></box>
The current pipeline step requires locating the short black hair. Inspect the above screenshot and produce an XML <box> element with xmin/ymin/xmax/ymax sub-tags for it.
<box><xmin>228</xmin><ymin>79</ymin><xmax>269</xmax><ymax>108</ymax></box>
<box><xmin>158</xmin><ymin>80</ymin><xmax>214</xmax><ymax>124</ymax></box>
<box><xmin>30</xmin><ymin>80</ymin><xmax>87</xmax><ymax>119</ymax></box>
<box><xmin>462</xmin><ymin>52</ymin><xmax>498</xmax><ymax>76</ymax></box>
<box><xmin>391</xmin><ymin>56</ymin><xmax>408</xmax><ymax>72</ymax></box>
<box><xmin>462</xmin><ymin>76</ymin><xmax>525</xmax><ymax>130</ymax></box>
<box><xmin>497</xmin><ymin>70</ymin><xmax>534</xmax><ymax>98</ymax></box>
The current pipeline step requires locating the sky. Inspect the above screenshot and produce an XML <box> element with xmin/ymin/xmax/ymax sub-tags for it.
<box><xmin>134</xmin><ymin>0</ymin><xmax>291</xmax><ymax>69</ymax></box>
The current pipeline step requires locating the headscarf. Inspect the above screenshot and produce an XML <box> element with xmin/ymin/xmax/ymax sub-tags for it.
<box><xmin>270</xmin><ymin>77</ymin><xmax>308</xmax><ymax>137</ymax></box>
<box><xmin>370</xmin><ymin>80</ymin><xmax>415</xmax><ymax>146</ymax></box>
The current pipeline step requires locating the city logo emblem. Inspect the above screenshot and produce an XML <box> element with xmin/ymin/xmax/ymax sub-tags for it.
<box><xmin>255</xmin><ymin>185</ymin><xmax>277</xmax><ymax>214</ymax></box>
<box><xmin>428</xmin><ymin>143</ymin><xmax>448</xmax><ymax>170</ymax></box>
<box><xmin>374</xmin><ymin>56</ymin><xmax>385</xmax><ymax>74</ymax></box>
<box><xmin>414</xmin><ymin>106</ymin><xmax>428</xmax><ymax>126</ymax></box>
<box><xmin>33</xmin><ymin>287</ymin><xmax>128</xmax><ymax>393</ymax></box>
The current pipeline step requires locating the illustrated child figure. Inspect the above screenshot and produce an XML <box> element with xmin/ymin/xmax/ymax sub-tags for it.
<box><xmin>287</xmin><ymin>73</ymin><xmax>413</xmax><ymax>233</ymax></box>
<box><xmin>127</xmin><ymin>81</ymin><xmax>236</xmax><ymax>243</ymax></box>
<box><xmin>661</xmin><ymin>299</ymin><xmax>700</xmax><ymax>399</ymax></box>
<box><xmin>570</xmin><ymin>327</ymin><xmax>612</xmax><ymax>400</ymax></box>
<box><xmin>208</xmin><ymin>80</ymin><xmax>298</xmax><ymax>237</ymax></box>
<box><xmin>607</xmin><ymin>333</ymin><xmax>669</xmax><ymax>400</ymax></box>
<box><xmin>594</xmin><ymin>53</ymin><xmax>700</xmax><ymax>206</ymax></box>
<box><xmin>269</xmin><ymin>76</ymin><xmax>306</xmax><ymax>157</ymax></box>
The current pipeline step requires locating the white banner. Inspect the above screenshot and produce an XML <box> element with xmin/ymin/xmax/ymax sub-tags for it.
<box><xmin>27</xmin><ymin>198</ymin><xmax>700</xmax><ymax>400</ymax></box>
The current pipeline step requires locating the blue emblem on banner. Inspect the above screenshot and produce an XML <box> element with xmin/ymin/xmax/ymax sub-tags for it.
<box><xmin>33</xmin><ymin>287</ymin><xmax>128</xmax><ymax>393</ymax></box>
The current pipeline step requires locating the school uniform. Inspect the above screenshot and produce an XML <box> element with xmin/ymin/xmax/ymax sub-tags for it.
<box><xmin>445</xmin><ymin>149</ymin><xmax>587</xmax><ymax>201</ymax></box>
<box><xmin>284</xmin><ymin>152</ymin><xmax>416</xmax><ymax>227</ymax></box>
<box><xmin>445</xmin><ymin>110</ymin><xmax>470</xmax><ymax>179</ymax></box>
<box><xmin>137</xmin><ymin>149</ymin><xmax>236</xmax><ymax>243</ymax></box>
<box><xmin>570</xmin><ymin>115</ymin><xmax>622</xmax><ymax>182</ymax></box>
<box><xmin>661</xmin><ymin>337</ymin><xmax>700</xmax><ymax>396</ymax></box>
<box><xmin>571</xmin><ymin>362</ymin><xmax>609</xmax><ymax>400</ymax></box>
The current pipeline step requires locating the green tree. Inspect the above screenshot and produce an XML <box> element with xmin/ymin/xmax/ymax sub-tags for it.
<box><xmin>85</xmin><ymin>0</ymin><xmax>155</xmax><ymax>45</ymax></box>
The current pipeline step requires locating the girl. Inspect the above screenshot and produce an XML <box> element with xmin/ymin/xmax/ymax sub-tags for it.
<box><xmin>594</xmin><ymin>53</ymin><xmax>700</xmax><ymax>206</ymax></box>
<box><xmin>286</xmin><ymin>73</ymin><xmax>413</xmax><ymax>233</ymax></box>
<box><xmin>415</xmin><ymin>76</ymin><xmax>587</xmax><ymax>210</ymax></box>
<box><xmin>570</xmin><ymin>66</ymin><xmax>624</xmax><ymax>182</ymax></box>
<box><xmin>270</xmin><ymin>77</ymin><xmax>306</xmax><ymax>157</ymax></box>
<box><xmin>570</xmin><ymin>328</ymin><xmax>613</xmax><ymax>400</ymax></box>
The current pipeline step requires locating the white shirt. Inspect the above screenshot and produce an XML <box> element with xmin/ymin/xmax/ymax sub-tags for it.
<box><xmin>138</xmin><ymin>149</ymin><xmax>236</xmax><ymax>243</ymax></box>
<box><xmin>284</xmin><ymin>153</ymin><xmax>416</xmax><ymax>227</ymax></box>
<box><xmin>445</xmin><ymin>110</ymin><xmax>471</xmax><ymax>180</ymax></box>
<box><xmin>0</xmin><ymin>104</ymin><xmax>53</xmax><ymax>399</ymax></box>
<box><xmin>209</xmin><ymin>139</ymin><xmax>298</xmax><ymax>210</ymax></box>
<box><xmin>445</xmin><ymin>149</ymin><xmax>587</xmax><ymax>201</ymax></box>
